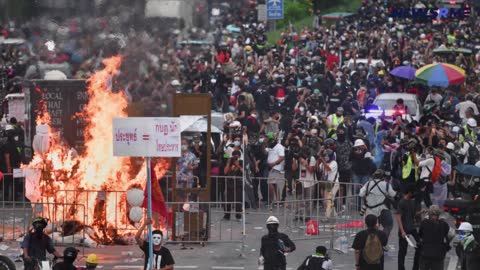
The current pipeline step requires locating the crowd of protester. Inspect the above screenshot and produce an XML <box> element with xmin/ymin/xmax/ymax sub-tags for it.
<box><xmin>1</xmin><ymin>0</ymin><xmax>480</xmax><ymax>269</ymax></box>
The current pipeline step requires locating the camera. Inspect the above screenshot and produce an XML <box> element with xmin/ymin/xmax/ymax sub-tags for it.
<box><xmin>360</xmin><ymin>204</ymin><xmax>367</xmax><ymax>217</ymax></box>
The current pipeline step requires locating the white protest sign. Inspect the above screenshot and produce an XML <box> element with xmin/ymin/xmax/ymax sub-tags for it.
<box><xmin>113</xmin><ymin>117</ymin><xmax>181</xmax><ymax>157</ymax></box>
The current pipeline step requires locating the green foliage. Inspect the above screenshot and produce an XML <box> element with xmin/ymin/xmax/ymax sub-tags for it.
<box><xmin>267</xmin><ymin>0</ymin><xmax>362</xmax><ymax>44</ymax></box>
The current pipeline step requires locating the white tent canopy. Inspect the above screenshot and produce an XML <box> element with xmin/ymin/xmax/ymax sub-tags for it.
<box><xmin>179</xmin><ymin>115</ymin><xmax>222</xmax><ymax>133</ymax></box>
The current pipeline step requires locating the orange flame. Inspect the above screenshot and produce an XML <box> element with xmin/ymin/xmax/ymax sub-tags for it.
<box><xmin>25</xmin><ymin>56</ymin><xmax>171</xmax><ymax>244</ymax></box>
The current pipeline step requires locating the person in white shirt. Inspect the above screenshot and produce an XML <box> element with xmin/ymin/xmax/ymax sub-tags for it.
<box><xmin>417</xmin><ymin>147</ymin><xmax>435</xmax><ymax>208</ymax></box>
<box><xmin>455</xmin><ymin>95</ymin><xmax>479</xmax><ymax>119</ymax></box>
<box><xmin>266</xmin><ymin>134</ymin><xmax>285</xmax><ymax>204</ymax></box>
<box><xmin>359</xmin><ymin>169</ymin><xmax>397</xmax><ymax>240</ymax></box>
<box><xmin>425</xmin><ymin>88</ymin><xmax>443</xmax><ymax>106</ymax></box>
<box><xmin>318</xmin><ymin>149</ymin><xmax>339</xmax><ymax>219</ymax></box>
<box><xmin>292</xmin><ymin>148</ymin><xmax>316</xmax><ymax>220</ymax></box>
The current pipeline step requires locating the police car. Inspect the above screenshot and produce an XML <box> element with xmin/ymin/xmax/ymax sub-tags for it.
<box><xmin>364</xmin><ymin>93</ymin><xmax>422</xmax><ymax>123</ymax></box>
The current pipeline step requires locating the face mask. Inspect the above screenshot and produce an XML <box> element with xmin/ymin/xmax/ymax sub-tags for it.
<box><xmin>299</xmin><ymin>107</ymin><xmax>305</xmax><ymax>112</ymax></box>
<box><xmin>181</xmin><ymin>145</ymin><xmax>188</xmax><ymax>151</ymax></box>
<box><xmin>251</xmin><ymin>114</ymin><xmax>257</xmax><ymax>118</ymax></box>
<box><xmin>458</xmin><ymin>231</ymin><xmax>469</xmax><ymax>241</ymax></box>
<box><xmin>152</xmin><ymin>234</ymin><xmax>162</xmax><ymax>245</ymax></box>
<box><xmin>161</xmin><ymin>104</ymin><xmax>167</xmax><ymax>109</ymax></box>
<box><xmin>330</xmin><ymin>50</ymin><xmax>335</xmax><ymax>55</ymax></box>
<box><xmin>258</xmin><ymin>138</ymin><xmax>265</xmax><ymax>143</ymax></box>
<box><xmin>323</xmin><ymin>155</ymin><xmax>330</xmax><ymax>162</ymax></box>
<box><xmin>336</xmin><ymin>82</ymin><xmax>341</xmax><ymax>87</ymax></box>
<box><xmin>234</xmin><ymin>141</ymin><xmax>241</xmax><ymax>147</ymax></box>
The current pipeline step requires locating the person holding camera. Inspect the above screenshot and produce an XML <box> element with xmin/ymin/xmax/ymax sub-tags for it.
<box><xmin>223</xmin><ymin>150</ymin><xmax>244</xmax><ymax>220</ymax></box>
<box><xmin>359</xmin><ymin>169</ymin><xmax>396</xmax><ymax>241</ymax></box>
<box><xmin>292</xmin><ymin>147</ymin><xmax>316</xmax><ymax>221</ymax></box>
<box><xmin>318</xmin><ymin>149</ymin><xmax>339</xmax><ymax>220</ymax></box>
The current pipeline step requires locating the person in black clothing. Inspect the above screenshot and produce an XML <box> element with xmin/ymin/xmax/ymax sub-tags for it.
<box><xmin>252</xmin><ymin>132</ymin><xmax>269</xmax><ymax>203</ymax></box>
<box><xmin>352</xmin><ymin>214</ymin><xmax>388</xmax><ymax>270</ymax></box>
<box><xmin>397</xmin><ymin>186</ymin><xmax>421</xmax><ymax>270</ymax></box>
<box><xmin>223</xmin><ymin>150</ymin><xmax>243</xmax><ymax>220</ymax></box>
<box><xmin>297</xmin><ymin>245</ymin><xmax>333</xmax><ymax>270</ymax></box>
<box><xmin>236</xmin><ymin>95</ymin><xmax>249</xmax><ymax>126</ymax></box>
<box><xmin>1</xmin><ymin>126</ymin><xmax>22</xmax><ymax>201</ymax></box>
<box><xmin>418</xmin><ymin>205</ymin><xmax>451</xmax><ymax>270</ymax></box>
<box><xmin>53</xmin><ymin>247</ymin><xmax>79</xmax><ymax>270</ymax></box>
<box><xmin>135</xmin><ymin>218</ymin><xmax>175</xmax><ymax>270</ymax></box>
<box><xmin>259</xmin><ymin>216</ymin><xmax>296</xmax><ymax>270</ymax></box>
<box><xmin>22</xmin><ymin>217</ymin><xmax>62</xmax><ymax>270</ymax></box>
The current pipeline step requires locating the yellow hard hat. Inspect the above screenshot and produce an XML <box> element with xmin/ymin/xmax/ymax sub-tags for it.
<box><xmin>86</xmin><ymin>254</ymin><xmax>98</xmax><ymax>264</ymax></box>
<box><xmin>245</xmin><ymin>45</ymin><xmax>252</xmax><ymax>52</ymax></box>
<box><xmin>378</xmin><ymin>70</ymin><xmax>385</xmax><ymax>75</ymax></box>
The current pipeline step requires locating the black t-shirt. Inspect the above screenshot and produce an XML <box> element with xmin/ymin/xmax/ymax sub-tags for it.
<box><xmin>419</xmin><ymin>219</ymin><xmax>450</xmax><ymax>259</ymax></box>
<box><xmin>352</xmin><ymin>228</ymin><xmax>388</xmax><ymax>270</ymax></box>
<box><xmin>141</xmin><ymin>242</ymin><xmax>175</xmax><ymax>270</ymax></box>
<box><xmin>397</xmin><ymin>198</ymin><xmax>418</xmax><ymax>233</ymax></box>
<box><xmin>52</xmin><ymin>262</ymin><xmax>77</xmax><ymax>270</ymax></box>
<box><xmin>238</xmin><ymin>104</ymin><xmax>250</xmax><ymax>125</ymax></box>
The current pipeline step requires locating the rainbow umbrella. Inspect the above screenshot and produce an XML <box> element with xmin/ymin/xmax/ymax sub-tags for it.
<box><xmin>415</xmin><ymin>63</ymin><xmax>465</xmax><ymax>87</ymax></box>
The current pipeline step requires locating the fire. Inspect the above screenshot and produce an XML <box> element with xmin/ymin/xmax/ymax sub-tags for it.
<box><xmin>24</xmin><ymin>56</ymin><xmax>170</xmax><ymax>244</ymax></box>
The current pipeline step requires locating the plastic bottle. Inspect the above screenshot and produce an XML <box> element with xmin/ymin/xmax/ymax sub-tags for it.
<box><xmin>340</xmin><ymin>236</ymin><xmax>349</xmax><ymax>254</ymax></box>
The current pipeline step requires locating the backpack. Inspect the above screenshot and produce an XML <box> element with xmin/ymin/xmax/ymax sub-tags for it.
<box><xmin>467</xmin><ymin>142</ymin><xmax>479</xmax><ymax>165</ymax></box>
<box><xmin>298</xmin><ymin>255</ymin><xmax>326</xmax><ymax>270</ymax></box>
<box><xmin>428</xmin><ymin>156</ymin><xmax>442</xmax><ymax>184</ymax></box>
<box><xmin>362</xmin><ymin>232</ymin><xmax>383</xmax><ymax>265</ymax></box>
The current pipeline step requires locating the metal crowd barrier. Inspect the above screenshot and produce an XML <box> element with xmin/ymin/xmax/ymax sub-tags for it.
<box><xmin>0</xmin><ymin>201</ymin><xmax>86</xmax><ymax>247</ymax></box>
<box><xmin>0</xmin><ymin>171</ymin><xmax>367</xmax><ymax>249</ymax></box>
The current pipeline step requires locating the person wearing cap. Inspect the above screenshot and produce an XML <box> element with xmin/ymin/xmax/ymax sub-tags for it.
<box><xmin>456</xmin><ymin>222</ymin><xmax>480</xmax><ymax>270</ymax></box>
<box><xmin>351</xmin><ymin>139</ymin><xmax>376</xmax><ymax>204</ymax></box>
<box><xmin>418</xmin><ymin>205</ymin><xmax>451</xmax><ymax>270</ymax></box>
<box><xmin>259</xmin><ymin>216</ymin><xmax>295</xmax><ymax>270</ymax></box>
<box><xmin>359</xmin><ymin>169</ymin><xmax>396</xmax><ymax>240</ymax></box>
<box><xmin>327</xmin><ymin>107</ymin><xmax>344</xmax><ymax>133</ymax></box>
<box><xmin>398</xmin><ymin>139</ymin><xmax>420</xmax><ymax>193</ymax></box>
<box><xmin>22</xmin><ymin>217</ymin><xmax>62</xmax><ymax>270</ymax></box>
<box><xmin>297</xmin><ymin>245</ymin><xmax>333</xmax><ymax>270</ymax></box>
<box><xmin>77</xmin><ymin>254</ymin><xmax>98</xmax><ymax>269</ymax></box>
<box><xmin>460</xmin><ymin>118</ymin><xmax>477</xmax><ymax>145</ymax></box>
<box><xmin>53</xmin><ymin>247</ymin><xmax>79</xmax><ymax>270</ymax></box>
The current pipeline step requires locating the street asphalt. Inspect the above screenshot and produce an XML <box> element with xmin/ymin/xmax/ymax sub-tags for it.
<box><xmin>0</xmin><ymin>204</ymin><xmax>460</xmax><ymax>270</ymax></box>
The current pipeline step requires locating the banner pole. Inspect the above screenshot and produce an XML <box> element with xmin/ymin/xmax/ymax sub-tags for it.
<box><xmin>146</xmin><ymin>157</ymin><xmax>153</xmax><ymax>270</ymax></box>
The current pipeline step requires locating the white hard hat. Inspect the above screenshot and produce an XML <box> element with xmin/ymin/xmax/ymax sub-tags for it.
<box><xmin>354</xmin><ymin>139</ymin><xmax>365</xmax><ymax>147</ymax></box>
<box><xmin>458</xmin><ymin>222</ymin><xmax>473</xmax><ymax>232</ymax></box>
<box><xmin>467</xmin><ymin>118</ymin><xmax>477</xmax><ymax>127</ymax></box>
<box><xmin>266</xmin><ymin>216</ymin><xmax>279</xmax><ymax>225</ymax></box>
<box><xmin>171</xmin><ymin>80</ymin><xmax>181</xmax><ymax>86</ymax></box>
<box><xmin>446</xmin><ymin>142</ymin><xmax>455</xmax><ymax>150</ymax></box>
<box><xmin>452</xmin><ymin>126</ymin><xmax>460</xmax><ymax>133</ymax></box>
<box><xmin>420</xmin><ymin>33</ymin><xmax>426</xmax><ymax>39</ymax></box>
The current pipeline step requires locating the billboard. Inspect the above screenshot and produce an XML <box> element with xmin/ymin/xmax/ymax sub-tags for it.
<box><xmin>25</xmin><ymin>80</ymin><xmax>87</xmax><ymax>159</ymax></box>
